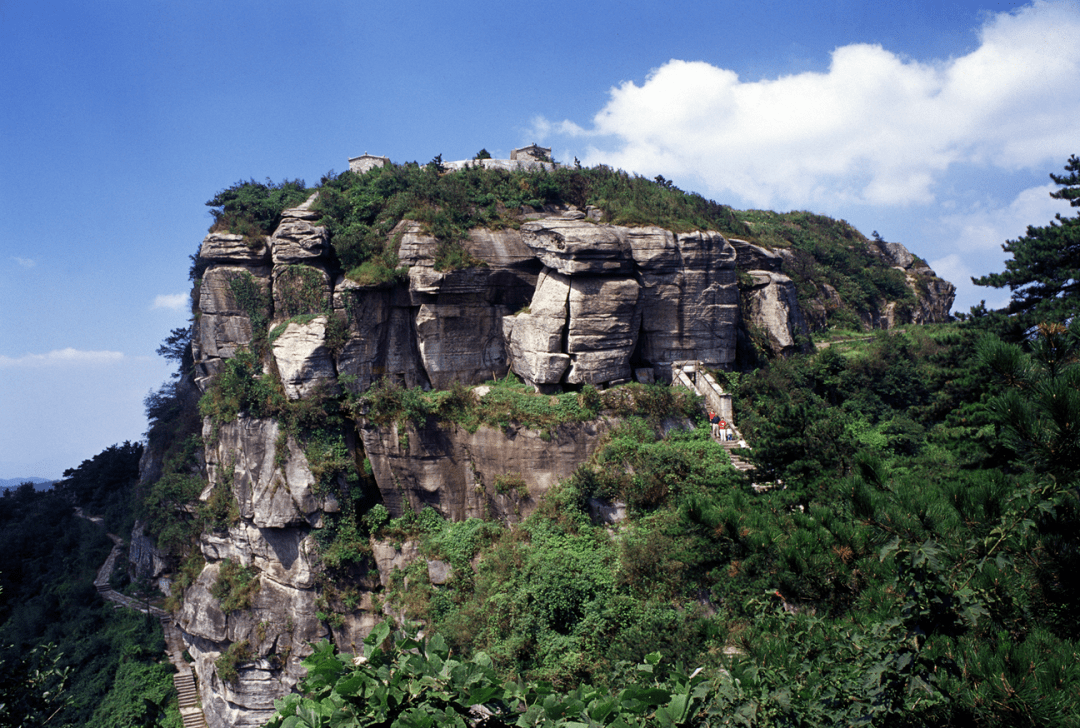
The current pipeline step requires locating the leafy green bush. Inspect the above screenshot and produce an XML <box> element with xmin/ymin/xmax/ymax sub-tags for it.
<box><xmin>198</xmin><ymin>348</ymin><xmax>285</xmax><ymax>427</ymax></box>
<box><xmin>206</xmin><ymin>178</ymin><xmax>309</xmax><ymax>237</ymax></box>
<box><xmin>264</xmin><ymin>627</ymin><xmax>719</xmax><ymax>728</ymax></box>
<box><xmin>215</xmin><ymin>640</ymin><xmax>251</xmax><ymax>684</ymax></box>
<box><xmin>275</xmin><ymin>265</ymin><xmax>329</xmax><ymax>319</ymax></box>
<box><xmin>211</xmin><ymin>560</ymin><xmax>260</xmax><ymax>613</ymax></box>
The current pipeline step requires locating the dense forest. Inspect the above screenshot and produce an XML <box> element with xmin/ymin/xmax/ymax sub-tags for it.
<box><xmin>2</xmin><ymin>157</ymin><xmax>1078</xmax><ymax>727</ymax></box>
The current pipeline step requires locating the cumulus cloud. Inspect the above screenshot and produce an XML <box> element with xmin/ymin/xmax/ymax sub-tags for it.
<box><xmin>0</xmin><ymin>348</ymin><xmax>125</xmax><ymax>368</ymax></box>
<box><xmin>539</xmin><ymin>0</ymin><xmax>1080</xmax><ymax>209</ymax></box>
<box><xmin>152</xmin><ymin>293</ymin><xmax>189</xmax><ymax>311</ymax></box>
<box><xmin>12</xmin><ymin>257</ymin><xmax>35</xmax><ymax>268</ymax></box>
<box><xmin>941</xmin><ymin>183</ymin><xmax>1073</xmax><ymax>255</ymax></box>
<box><xmin>927</xmin><ymin>182</ymin><xmax>1073</xmax><ymax>311</ymax></box>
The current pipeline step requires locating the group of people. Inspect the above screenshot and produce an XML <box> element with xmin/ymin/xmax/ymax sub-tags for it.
<box><xmin>709</xmin><ymin>412</ymin><xmax>734</xmax><ymax>441</ymax></box>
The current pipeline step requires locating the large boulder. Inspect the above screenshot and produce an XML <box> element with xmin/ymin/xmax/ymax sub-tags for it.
<box><xmin>271</xmin><ymin>316</ymin><xmax>338</xmax><ymax>400</ymax></box>
<box><xmin>741</xmin><ymin>271</ymin><xmax>812</xmax><ymax>357</ymax></box>
<box><xmin>202</xmin><ymin>417</ymin><xmax>339</xmax><ymax>529</ymax></box>
<box><xmin>521</xmin><ymin>218</ymin><xmax>633</xmax><ymax>275</ymax></box>
<box><xmin>199</xmin><ymin>232</ymin><xmax>271</xmax><ymax>265</ymax></box>
<box><xmin>566</xmin><ymin>276</ymin><xmax>641</xmax><ymax>384</ymax></box>
<box><xmin>506</xmin><ymin>269</ymin><xmax>572</xmax><ymax>387</ymax></box>
<box><xmin>271</xmin><ymin>200</ymin><xmax>330</xmax><ymax>266</ymax></box>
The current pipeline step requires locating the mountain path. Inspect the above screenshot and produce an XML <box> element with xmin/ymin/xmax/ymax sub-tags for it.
<box><xmin>77</xmin><ymin>509</ymin><xmax>208</xmax><ymax>728</ymax></box>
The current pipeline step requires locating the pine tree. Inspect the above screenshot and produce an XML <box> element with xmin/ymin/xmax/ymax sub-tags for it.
<box><xmin>973</xmin><ymin>155</ymin><xmax>1080</xmax><ymax>329</ymax></box>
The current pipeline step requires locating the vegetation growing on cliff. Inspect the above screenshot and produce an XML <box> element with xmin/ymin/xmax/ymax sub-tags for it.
<box><xmin>205</xmin><ymin>165</ymin><xmax>937</xmax><ymax>333</ymax></box>
<box><xmin>355</xmin><ymin>374</ymin><xmax>699</xmax><ymax>438</ymax></box>
<box><xmin>265</xmin><ymin>319</ymin><xmax>1080</xmax><ymax>727</ymax></box>
<box><xmin>206</xmin><ymin>178</ymin><xmax>310</xmax><ymax>238</ymax></box>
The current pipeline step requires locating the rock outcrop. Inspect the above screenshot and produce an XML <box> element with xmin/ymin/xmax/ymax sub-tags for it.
<box><xmin>157</xmin><ymin>188</ymin><xmax>956</xmax><ymax>728</ymax></box>
<box><xmin>358</xmin><ymin>417</ymin><xmax>613</xmax><ymax>522</ymax></box>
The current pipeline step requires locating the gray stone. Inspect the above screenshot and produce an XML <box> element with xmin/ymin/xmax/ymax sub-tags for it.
<box><xmin>507</xmin><ymin>269</ymin><xmax>572</xmax><ymax>386</ymax></box>
<box><xmin>271</xmin><ymin>207</ymin><xmax>330</xmax><ymax>265</ymax></box>
<box><xmin>192</xmin><ymin>265</ymin><xmax>272</xmax><ymax>389</ymax></box>
<box><xmin>200</xmin><ymin>523</ymin><xmax>317</xmax><ymax>590</ymax></box>
<box><xmin>521</xmin><ymin>218</ymin><xmax>632</xmax><ymax>275</ymax></box>
<box><xmin>636</xmin><ymin>231</ymin><xmax>739</xmax><ymax>368</ymax></box>
<box><xmin>357</xmin><ymin>418</ymin><xmax>612</xmax><ymax>522</ymax></box>
<box><xmin>588</xmin><ymin>498</ymin><xmax>627</xmax><ymax>524</ymax></box>
<box><xmin>427</xmin><ymin>559</ymin><xmax>453</xmax><ymax>585</ymax></box>
<box><xmin>334</xmin><ymin>281</ymin><xmax>430</xmax><ymax>393</ymax></box>
<box><xmin>566</xmin><ymin>276</ymin><xmax>640</xmax><ymax>384</ymax></box>
<box><xmin>198</xmin><ymin>232</ymin><xmax>271</xmax><ymax>264</ymax></box>
<box><xmin>202</xmin><ymin>417</ymin><xmax>335</xmax><ymax>529</ymax></box>
<box><xmin>371</xmin><ymin>540</ymin><xmax>422</xmax><ymax>588</ymax></box>
<box><xmin>728</xmin><ymin>238</ymin><xmax>783</xmax><ymax>272</ymax></box>
<box><xmin>742</xmin><ymin>271</ymin><xmax>811</xmax><ymax>357</ymax></box>
<box><xmin>271</xmin><ymin>316</ymin><xmax>338</xmax><ymax>400</ymax></box>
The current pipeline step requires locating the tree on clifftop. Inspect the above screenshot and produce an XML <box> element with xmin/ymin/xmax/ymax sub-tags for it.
<box><xmin>973</xmin><ymin>155</ymin><xmax>1080</xmax><ymax>329</ymax></box>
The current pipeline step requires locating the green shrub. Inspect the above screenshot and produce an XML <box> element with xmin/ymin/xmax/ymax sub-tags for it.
<box><xmin>198</xmin><ymin>348</ymin><xmax>284</xmax><ymax>427</ymax></box>
<box><xmin>493</xmin><ymin>472</ymin><xmax>528</xmax><ymax>498</ymax></box>
<box><xmin>274</xmin><ymin>265</ymin><xmax>328</xmax><ymax>319</ymax></box>
<box><xmin>211</xmin><ymin>560</ymin><xmax>260</xmax><ymax>613</ymax></box>
<box><xmin>206</xmin><ymin>178</ymin><xmax>308</xmax><ymax>236</ymax></box>
<box><xmin>214</xmin><ymin>640</ymin><xmax>251</xmax><ymax>684</ymax></box>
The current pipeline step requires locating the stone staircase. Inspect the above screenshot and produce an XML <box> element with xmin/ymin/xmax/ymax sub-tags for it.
<box><xmin>718</xmin><ymin>436</ymin><xmax>755</xmax><ymax>472</ymax></box>
<box><xmin>670</xmin><ymin>361</ymin><xmax>755</xmax><ymax>474</ymax></box>
<box><xmin>80</xmin><ymin>511</ymin><xmax>208</xmax><ymax>728</ymax></box>
<box><xmin>163</xmin><ymin>615</ymin><xmax>207</xmax><ymax>728</ymax></box>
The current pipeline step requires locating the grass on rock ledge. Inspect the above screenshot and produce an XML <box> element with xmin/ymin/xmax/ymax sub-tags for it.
<box><xmin>353</xmin><ymin>374</ymin><xmax>702</xmax><ymax>439</ymax></box>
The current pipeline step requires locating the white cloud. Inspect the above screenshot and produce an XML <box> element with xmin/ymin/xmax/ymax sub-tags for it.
<box><xmin>12</xmin><ymin>257</ymin><xmax>35</xmax><ymax>268</ymax></box>
<box><xmin>538</xmin><ymin>0</ymin><xmax>1080</xmax><ymax>209</ymax></box>
<box><xmin>152</xmin><ymin>293</ymin><xmax>189</xmax><ymax>311</ymax></box>
<box><xmin>925</xmin><ymin>183</ymin><xmax>1073</xmax><ymax>312</ymax></box>
<box><xmin>940</xmin><ymin>183</ymin><xmax>1073</xmax><ymax>255</ymax></box>
<box><xmin>0</xmin><ymin>348</ymin><xmax>125</xmax><ymax>368</ymax></box>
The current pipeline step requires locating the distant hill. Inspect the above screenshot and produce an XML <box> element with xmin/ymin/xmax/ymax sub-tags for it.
<box><xmin>0</xmin><ymin>477</ymin><xmax>53</xmax><ymax>491</ymax></box>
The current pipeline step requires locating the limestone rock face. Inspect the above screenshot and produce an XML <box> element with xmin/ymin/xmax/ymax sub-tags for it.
<box><xmin>203</xmin><ymin>417</ymin><xmax>337</xmax><ymax>529</ymax></box>
<box><xmin>179</xmin><ymin>561</ymin><xmax>328</xmax><ymax>728</ymax></box>
<box><xmin>911</xmin><ymin>275</ymin><xmax>956</xmax><ymax>324</ymax></box>
<box><xmin>634</xmin><ymin>230</ymin><xmax>739</xmax><ymax>370</ymax></box>
<box><xmin>742</xmin><ymin>271</ymin><xmax>812</xmax><ymax>357</ymax></box>
<box><xmin>521</xmin><ymin>218</ymin><xmax>632</xmax><ymax>275</ymax></box>
<box><xmin>402</xmin><ymin>225</ymin><xmax>537</xmax><ymax>388</ymax></box>
<box><xmin>358</xmin><ymin>418</ymin><xmax>612</xmax><ymax>521</ymax></box>
<box><xmin>566</xmin><ymin>276</ymin><xmax>641</xmax><ymax>384</ymax></box>
<box><xmin>128</xmin><ymin>520</ymin><xmax>169</xmax><ymax>579</ymax></box>
<box><xmin>200</xmin><ymin>523</ymin><xmax>318</xmax><ymax>590</ymax></box>
<box><xmin>192</xmin><ymin>265</ymin><xmax>272</xmax><ymax>389</ymax></box>
<box><xmin>334</xmin><ymin>281</ymin><xmax>430</xmax><ymax>393</ymax></box>
<box><xmin>271</xmin><ymin>316</ymin><xmax>338</xmax><ymax>400</ymax></box>
<box><xmin>199</xmin><ymin>232</ymin><xmax>271</xmax><ymax>265</ymax></box>
<box><xmin>506</xmin><ymin>269</ymin><xmax>572</xmax><ymax>387</ymax></box>
<box><xmin>728</xmin><ymin>238</ymin><xmax>782</xmax><ymax>272</ymax></box>
<box><xmin>271</xmin><ymin>204</ymin><xmax>330</xmax><ymax>266</ymax></box>
<box><xmin>505</xmin><ymin>226</ymin><xmax>739</xmax><ymax>386</ymax></box>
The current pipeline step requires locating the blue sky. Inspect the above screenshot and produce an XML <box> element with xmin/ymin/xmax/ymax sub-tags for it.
<box><xmin>2</xmin><ymin>0</ymin><xmax>1077</xmax><ymax>479</ymax></box>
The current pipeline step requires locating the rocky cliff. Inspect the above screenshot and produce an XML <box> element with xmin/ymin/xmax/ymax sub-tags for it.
<box><xmin>138</xmin><ymin>185</ymin><xmax>955</xmax><ymax>727</ymax></box>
